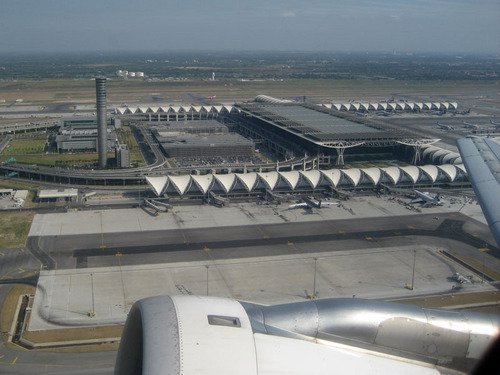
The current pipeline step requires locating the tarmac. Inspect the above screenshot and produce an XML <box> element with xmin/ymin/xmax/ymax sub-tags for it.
<box><xmin>24</xmin><ymin>194</ymin><xmax>500</xmax><ymax>331</ymax></box>
<box><xmin>29</xmin><ymin>244</ymin><xmax>495</xmax><ymax>330</ymax></box>
<box><xmin>28</xmin><ymin>194</ymin><xmax>487</xmax><ymax>237</ymax></box>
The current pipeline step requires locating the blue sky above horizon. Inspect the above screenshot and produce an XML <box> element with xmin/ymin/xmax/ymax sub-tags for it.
<box><xmin>1</xmin><ymin>0</ymin><xmax>499</xmax><ymax>54</ymax></box>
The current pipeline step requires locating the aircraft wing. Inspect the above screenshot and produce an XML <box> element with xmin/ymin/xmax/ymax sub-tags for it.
<box><xmin>457</xmin><ymin>137</ymin><xmax>500</xmax><ymax>246</ymax></box>
<box><xmin>288</xmin><ymin>203</ymin><xmax>309</xmax><ymax>209</ymax></box>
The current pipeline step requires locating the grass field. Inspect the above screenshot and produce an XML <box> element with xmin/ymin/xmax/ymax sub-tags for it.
<box><xmin>0</xmin><ymin>211</ymin><xmax>34</xmax><ymax>248</ymax></box>
<box><xmin>1</xmin><ymin>135</ymin><xmax>47</xmax><ymax>155</ymax></box>
<box><xmin>0</xmin><ymin>285</ymin><xmax>35</xmax><ymax>347</ymax></box>
<box><xmin>116</xmin><ymin>125</ymin><xmax>145</xmax><ymax>166</ymax></box>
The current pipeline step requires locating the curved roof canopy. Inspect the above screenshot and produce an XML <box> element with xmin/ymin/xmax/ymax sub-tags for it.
<box><xmin>214</xmin><ymin>174</ymin><xmax>236</xmax><ymax>193</ymax></box>
<box><xmin>342</xmin><ymin>168</ymin><xmax>362</xmax><ymax>186</ymax></box>
<box><xmin>418</xmin><ymin>165</ymin><xmax>439</xmax><ymax>182</ymax></box>
<box><xmin>236</xmin><ymin>173</ymin><xmax>258</xmax><ymax>192</ymax></box>
<box><xmin>169</xmin><ymin>175</ymin><xmax>192</xmax><ymax>195</ymax></box>
<box><xmin>257</xmin><ymin>172</ymin><xmax>280</xmax><ymax>190</ymax></box>
<box><xmin>400</xmin><ymin>166</ymin><xmax>420</xmax><ymax>183</ymax></box>
<box><xmin>191</xmin><ymin>175</ymin><xmax>214</xmax><ymax>194</ymax></box>
<box><xmin>381</xmin><ymin>167</ymin><xmax>401</xmax><ymax>184</ymax></box>
<box><xmin>300</xmin><ymin>170</ymin><xmax>322</xmax><ymax>189</ymax></box>
<box><xmin>362</xmin><ymin>167</ymin><xmax>382</xmax><ymax>185</ymax></box>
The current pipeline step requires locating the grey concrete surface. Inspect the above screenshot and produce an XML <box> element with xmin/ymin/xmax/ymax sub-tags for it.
<box><xmin>29</xmin><ymin>245</ymin><xmax>495</xmax><ymax>330</ymax></box>
<box><xmin>29</xmin><ymin>195</ymin><xmax>487</xmax><ymax>238</ymax></box>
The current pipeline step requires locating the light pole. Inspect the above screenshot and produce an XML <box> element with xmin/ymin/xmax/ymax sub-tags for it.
<box><xmin>480</xmin><ymin>246</ymin><xmax>489</xmax><ymax>283</ymax></box>
<box><xmin>410</xmin><ymin>250</ymin><xmax>416</xmax><ymax>290</ymax></box>
<box><xmin>312</xmin><ymin>257</ymin><xmax>318</xmax><ymax>299</ymax></box>
<box><xmin>205</xmin><ymin>265</ymin><xmax>209</xmax><ymax>296</ymax></box>
<box><xmin>89</xmin><ymin>272</ymin><xmax>95</xmax><ymax>317</ymax></box>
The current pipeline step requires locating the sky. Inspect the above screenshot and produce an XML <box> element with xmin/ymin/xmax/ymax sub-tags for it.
<box><xmin>0</xmin><ymin>0</ymin><xmax>499</xmax><ymax>54</ymax></box>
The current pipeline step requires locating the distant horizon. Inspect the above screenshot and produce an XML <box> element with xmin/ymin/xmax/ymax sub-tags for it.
<box><xmin>0</xmin><ymin>49</ymin><xmax>499</xmax><ymax>58</ymax></box>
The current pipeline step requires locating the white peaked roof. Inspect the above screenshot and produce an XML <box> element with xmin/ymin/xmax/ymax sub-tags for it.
<box><xmin>180</xmin><ymin>105</ymin><xmax>192</xmax><ymax>112</ymax></box>
<box><xmin>387</xmin><ymin>103</ymin><xmax>397</xmax><ymax>110</ymax></box>
<box><xmin>441</xmin><ymin>102</ymin><xmax>450</xmax><ymax>110</ymax></box>
<box><xmin>321</xmin><ymin>169</ymin><xmax>341</xmax><ymax>187</ymax></box>
<box><xmin>406</xmin><ymin>102</ymin><xmax>415</xmax><ymax>110</ymax></box>
<box><xmin>423</xmin><ymin>102</ymin><xmax>432</xmax><ymax>110</ymax></box>
<box><xmin>414</xmin><ymin>103</ymin><xmax>423</xmax><ymax>110</ymax></box>
<box><xmin>299</xmin><ymin>170</ymin><xmax>322</xmax><ymax>188</ymax></box>
<box><xmin>381</xmin><ymin>167</ymin><xmax>401</xmax><ymax>184</ymax></box>
<box><xmin>278</xmin><ymin>171</ymin><xmax>301</xmax><ymax>190</ymax></box>
<box><xmin>214</xmin><ymin>174</ymin><xmax>236</xmax><ymax>193</ymax></box>
<box><xmin>418</xmin><ymin>165</ymin><xmax>439</xmax><ymax>182</ymax></box>
<box><xmin>333</xmin><ymin>104</ymin><xmax>342</xmax><ymax>110</ymax></box>
<box><xmin>341</xmin><ymin>103</ymin><xmax>352</xmax><ymax>111</ymax></box>
<box><xmin>396</xmin><ymin>103</ymin><xmax>405</xmax><ymax>110</ymax></box>
<box><xmin>148</xmin><ymin>106</ymin><xmax>159</xmax><ymax>113</ymax></box>
<box><xmin>400</xmin><ymin>166</ymin><xmax>420</xmax><ymax>183</ymax></box>
<box><xmin>146</xmin><ymin>176</ymin><xmax>169</xmax><ymax>196</ymax></box>
<box><xmin>362</xmin><ymin>167</ymin><xmax>381</xmax><ymax>185</ymax></box>
<box><xmin>369</xmin><ymin>103</ymin><xmax>379</xmax><ymax>110</ymax></box>
<box><xmin>342</xmin><ymin>168</ymin><xmax>362</xmax><ymax>186</ymax></box>
<box><xmin>257</xmin><ymin>172</ymin><xmax>279</xmax><ymax>190</ymax></box>
<box><xmin>137</xmin><ymin>107</ymin><xmax>148</xmax><ymax>113</ymax></box>
<box><xmin>168</xmin><ymin>175</ymin><xmax>192</xmax><ymax>195</ymax></box>
<box><xmin>213</xmin><ymin>106</ymin><xmax>223</xmax><ymax>113</ymax></box>
<box><xmin>360</xmin><ymin>103</ymin><xmax>370</xmax><ymax>110</ymax></box>
<box><xmin>169</xmin><ymin>106</ymin><xmax>181</xmax><ymax>113</ymax></box>
<box><xmin>455</xmin><ymin>164</ymin><xmax>467</xmax><ymax>174</ymax></box>
<box><xmin>431</xmin><ymin>149</ymin><xmax>451</xmax><ymax>162</ymax></box>
<box><xmin>322</xmin><ymin>103</ymin><xmax>333</xmax><ymax>109</ymax></box>
<box><xmin>351</xmin><ymin>103</ymin><xmax>361</xmax><ymax>111</ymax></box>
<box><xmin>432</xmin><ymin>102</ymin><xmax>441</xmax><ymax>110</ymax></box>
<box><xmin>192</xmin><ymin>106</ymin><xmax>202</xmax><ymax>112</ymax></box>
<box><xmin>191</xmin><ymin>174</ymin><xmax>214</xmax><ymax>194</ymax></box>
<box><xmin>236</xmin><ymin>173</ymin><xmax>258</xmax><ymax>191</ymax></box>
<box><xmin>379</xmin><ymin>103</ymin><xmax>388</xmax><ymax>110</ymax></box>
<box><xmin>453</xmin><ymin>157</ymin><xmax>462</xmax><ymax>164</ymax></box>
<box><xmin>442</xmin><ymin>152</ymin><xmax>460</xmax><ymax>164</ymax></box>
<box><xmin>437</xmin><ymin>164</ymin><xmax>457</xmax><ymax>181</ymax></box>
<box><xmin>449</xmin><ymin>102</ymin><xmax>458</xmax><ymax>110</ymax></box>
<box><xmin>422</xmin><ymin>146</ymin><xmax>439</xmax><ymax>159</ymax></box>
<box><xmin>202</xmin><ymin>106</ymin><xmax>213</xmax><ymax>112</ymax></box>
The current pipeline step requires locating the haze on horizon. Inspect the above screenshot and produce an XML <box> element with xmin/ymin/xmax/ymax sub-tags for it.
<box><xmin>1</xmin><ymin>0</ymin><xmax>499</xmax><ymax>55</ymax></box>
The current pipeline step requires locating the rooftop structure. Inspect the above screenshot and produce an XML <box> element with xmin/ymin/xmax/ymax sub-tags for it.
<box><xmin>61</xmin><ymin>117</ymin><xmax>97</xmax><ymax>128</ymax></box>
<box><xmin>238</xmin><ymin>103</ymin><xmax>431</xmax><ymax>148</ymax></box>
<box><xmin>37</xmin><ymin>188</ymin><xmax>78</xmax><ymax>201</ymax></box>
<box><xmin>151</xmin><ymin>120</ymin><xmax>228</xmax><ymax>136</ymax></box>
<box><xmin>319</xmin><ymin>101</ymin><xmax>458</xmax><ymax>112</ymax></box>
<box><xmin>145</xmin><ymin>163</ymin><xmax>468</xmax><ymax>196</ymax></box>
<box><xmin>158</xmin><ymin>133</ymin><xmax>254</xmax><ymax>158</ymax></box>
<box><xmin>55</xmin><ymin>127</ymin><xmax>116</xmax><ymax>152</ymax></box>
<box><xmin>115</xmin><ymin>143</ymin><xmax>130</xmax><ymax>168</ymax></box>
<box><xmin>237</xmin><ymin>103</ymin><xmax>438</xmax><ymax>164</ymax></box>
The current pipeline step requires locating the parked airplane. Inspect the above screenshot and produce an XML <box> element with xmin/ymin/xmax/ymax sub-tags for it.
<box><xmin>410</xmin><ymin>190</ymin><xmax>443</xmax><ymax>207</ymax></box>
<box><xmin>463</xmin><ymin>121</ymin><xmax>480</xmax><ymax>130</ymax></box>
<box><xmin>436</xmin><ymin>122</ymin><xmax>454</xmax><ymax>130</ymax></box>
<box><xmin>288</xmin><ymin>196</ymin><xmax>338</xmax><ymax>210</ymax></box>
<box><xmin>450</xmin><ymin>272</ymin><xmax>472</xmax><ymax>284</ymax></box>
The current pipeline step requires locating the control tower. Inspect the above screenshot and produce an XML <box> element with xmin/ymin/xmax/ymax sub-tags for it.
<box><xmin>95</xmin><ymin>76</ymin><xmax>107</xmax><ymax>169</ymax></box>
